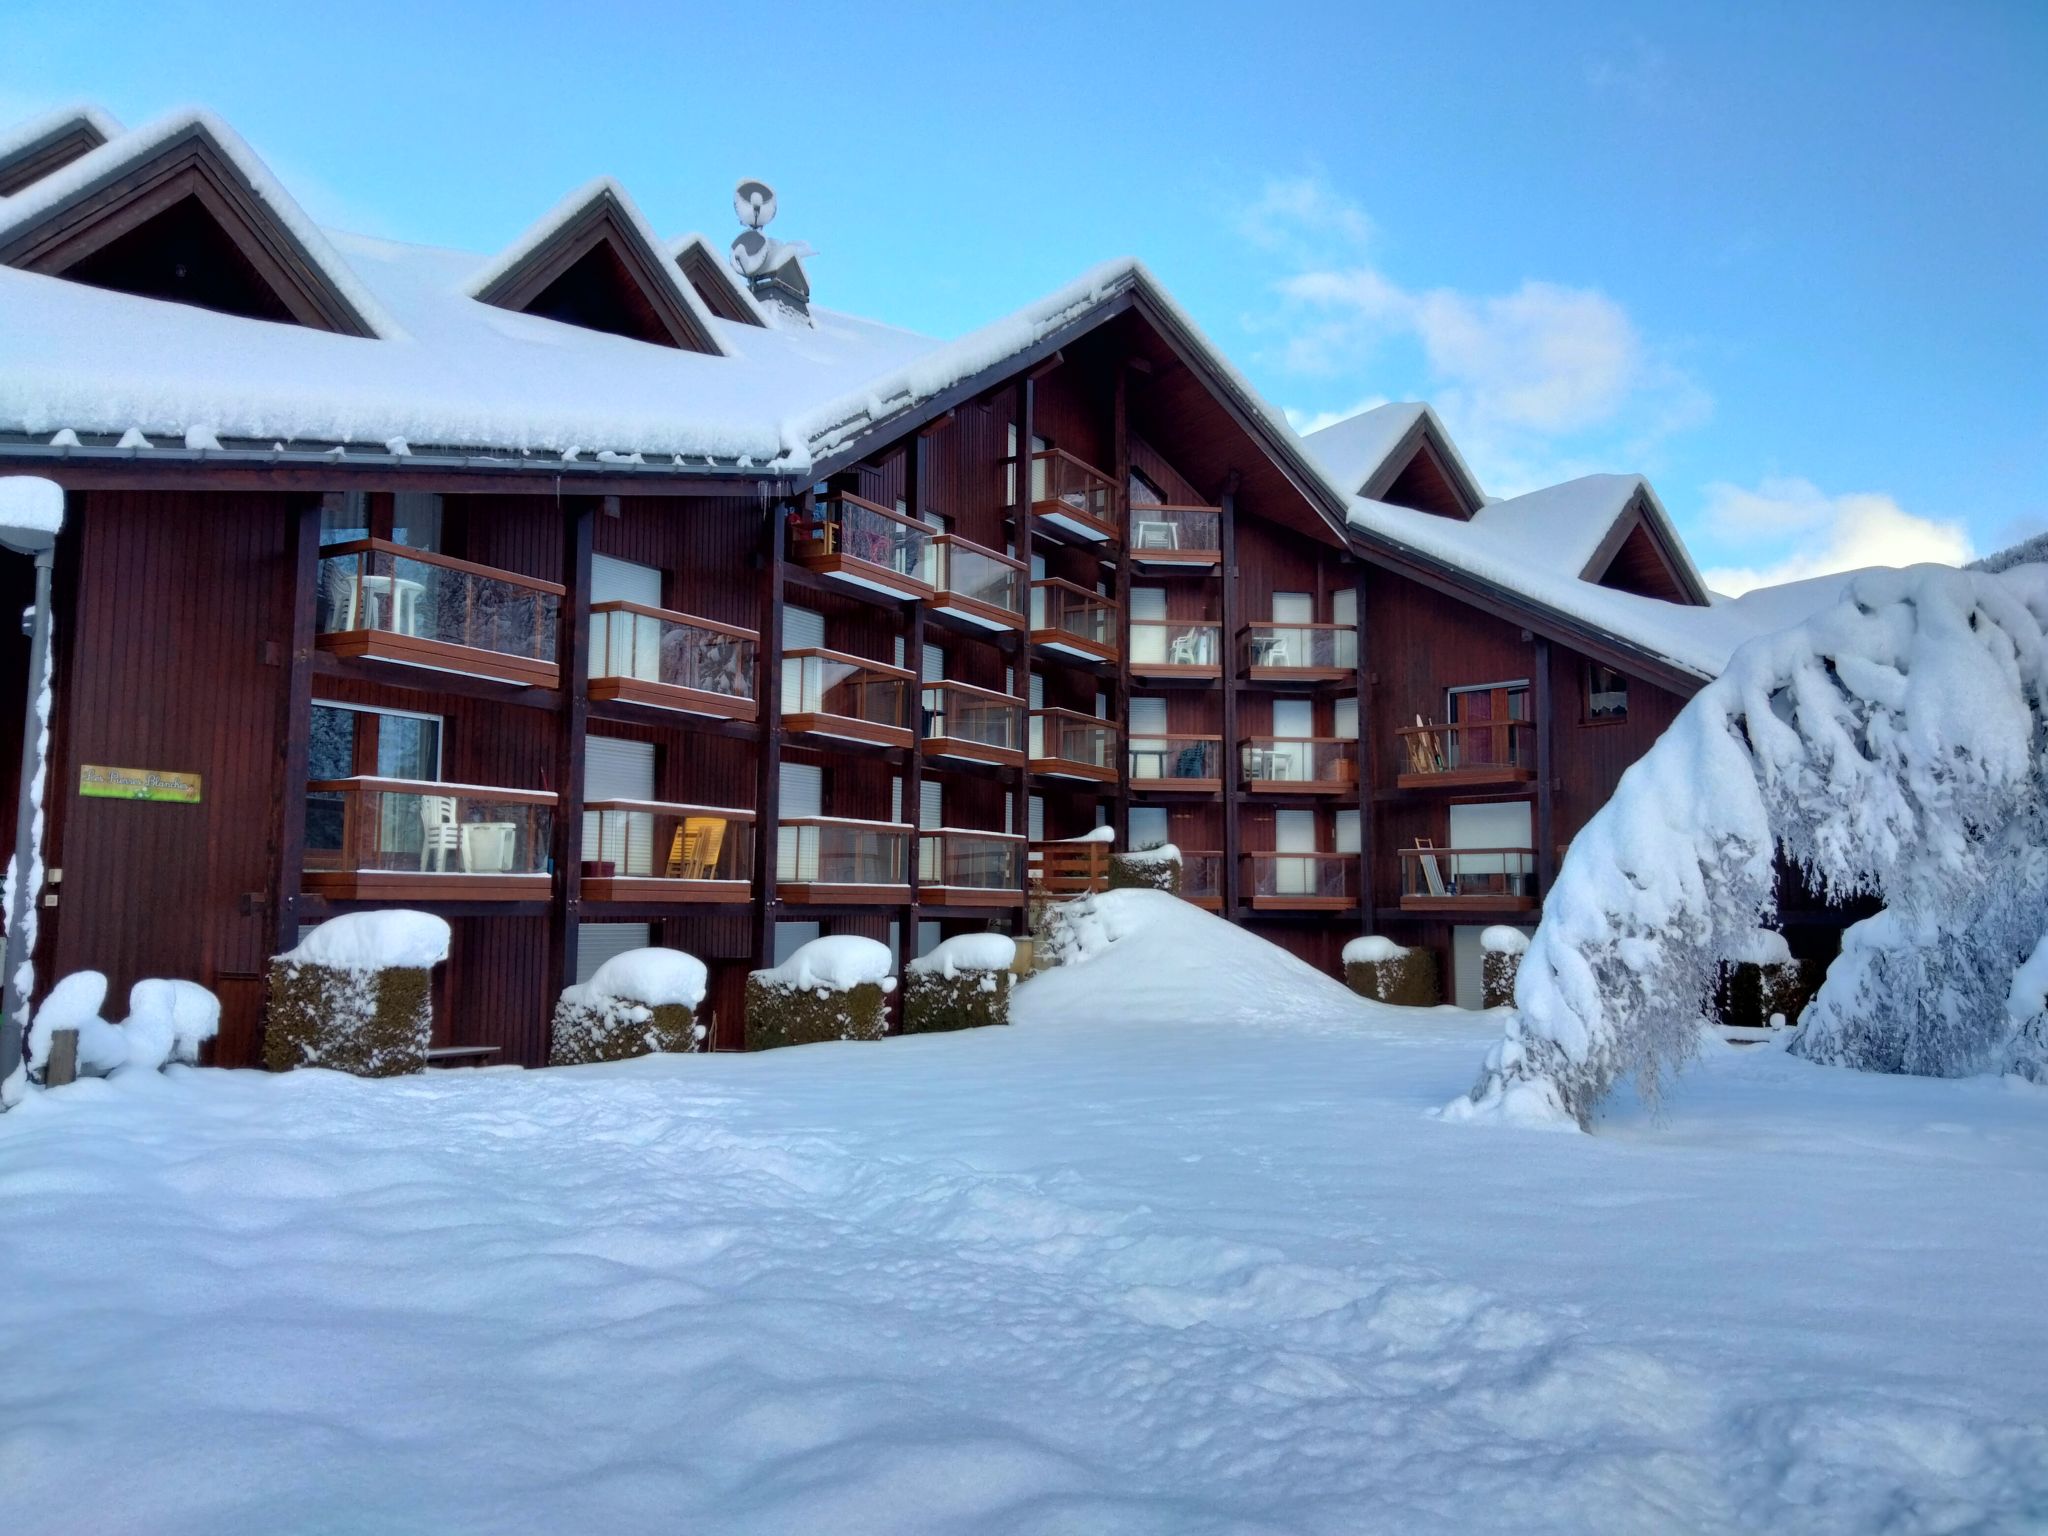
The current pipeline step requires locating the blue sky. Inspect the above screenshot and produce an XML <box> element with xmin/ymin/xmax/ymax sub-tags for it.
<box><xmin>6</xmin><ymin>0</ymin><xmax>2043</xmax><ymax>590</ymax></box>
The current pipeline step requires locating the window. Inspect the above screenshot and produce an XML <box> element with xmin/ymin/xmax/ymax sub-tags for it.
<box><xmin>319</xmin><ymin>492</ymin><xmax>442</xmax><ymax>551</ymax></box>
<box><xmin>304</xmin><ymin>702</ymin><xmax>443</xmax><ymax>863</ymax></box>
<box><xmin>1586</xmin><ymin>664</ymin><xmax>1629</xmax><ymax>722</ymax></box>
<box><xmin>1129</xmin><ymin>807</ymin><xmax>1168</xmax><ymax>850</ymax></box>
<box><xmin>1446</xmin><ymin>682</ymin><xmax>1530</xmax><ymax>769</ymax></box>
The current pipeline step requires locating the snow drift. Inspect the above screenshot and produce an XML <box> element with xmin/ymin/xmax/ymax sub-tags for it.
<box><xmin>1458</xmin><ymin>563</ymin><xmax>2048</xmax><ymax>1129</ymax></box>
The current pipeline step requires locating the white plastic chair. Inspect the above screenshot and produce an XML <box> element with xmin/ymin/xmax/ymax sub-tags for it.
<box><xmin>1169</xmin><ymin>629</ymin><xmax>1209</xmax><ymax>666</ymax></box>
<box><xmin>1134</xmin><ymin>520</ymin><xmax>1179</xmax><ymax>550</ymax></box>
<box><xmin>419</xmin><ymin>795</ymin><xmax>460</xmax><ymax>872</ymax></box>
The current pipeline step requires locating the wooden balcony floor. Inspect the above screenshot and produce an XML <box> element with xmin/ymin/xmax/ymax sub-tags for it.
<box><xmin>317</xmin><ymin>630</ymin><xmax>558</xmax><ymax>690</ymax></box>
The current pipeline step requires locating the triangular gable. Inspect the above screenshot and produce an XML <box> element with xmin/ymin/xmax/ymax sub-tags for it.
<box><xmin>0</xmin><ymin>105</ymin><xmax>122</xmax><ymax>198</ymax></box>
<box><xmin>1362</xmin><ymin>413</ymin><xmax>1484</xmax><ymax>519</ymax></box>
<box><xmin>1579</xmin><ymin>488</ymin><xmax>1712</xmax><ymax>606</ymax></box>
<box><xmin>469</xmin><ymin>180</ymin><xmax>724</xmax><ymax>355</ymax></box>
<box><xmin>0</xmin><ymin>111</ymin><xmax>387</xmax><ymax>338</ymax></box>
<box><xmin>671</xmin><ymin>231</ymin><xmax>766</xmax><ymax>327</ymax></box>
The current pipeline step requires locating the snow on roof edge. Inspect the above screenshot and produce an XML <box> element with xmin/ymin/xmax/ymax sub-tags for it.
<box><xmin>668</xmin><ymin>230</ymin><xmax>770</xmax><ymax>327</ymax></box>
<box><xmin>0</xmin><ymin>103</ymin><xmax>124</xmax><ymax>173</ymax></box>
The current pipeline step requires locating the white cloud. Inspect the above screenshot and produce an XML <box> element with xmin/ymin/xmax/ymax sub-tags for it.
<box><xmin>1283</xmin><ymin>395</ymin><xmax>1390</xmax><ymax>436</ymax></box>
<box><xmin>1699</xmin><ymin>477</ymin><xmax>1974</xmax><ymax>595</ymax></box>
<box><xmin>1248</xmin><ymin>173</ymin><xmax>1708</xmax><ymax>494</ymax></box>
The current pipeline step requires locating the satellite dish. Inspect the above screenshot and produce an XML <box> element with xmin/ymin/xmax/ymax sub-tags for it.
<box><xmin>734</xmin><ymin>179</ymin><xmax>777</xmax><ymax>231</ymax></box>
<box><xmin>730</xmin><ymin>228</ymin><xmax>773</xmax><ymax>277</ymax></box>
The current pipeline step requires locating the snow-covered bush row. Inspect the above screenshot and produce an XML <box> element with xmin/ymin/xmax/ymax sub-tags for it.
<box><xmin>1341</xmin><ymin>936</ymin><xmax>1438</xmax><ymax>1006</ymax></box>
<box><xmin>1107</xmin><ymin>843</ymin><xmax>1180</xmax><ymax>893</ymax></box>
<box><xmin>746</xmin><ymin>936</ymin><xmax>895</xmax><ymax>1050</ymax></box>
<box><xmin>552</xmin><ymin>947</ymin><xmax>707</xmax><ymax>1065</ymax></box>
<box><xmin>1457</xmin><ymin>564</ymin><xmax>2048</xmax><ymax>1129</ymax></box>
<box><xmin>904</xmin><ymin>935</ymin><xmax>1015</xmax><ymax>1034</ymax></box>
<box><xmin>264</xmin><ymin>912</ymin><xmax>451</xmax><ymax>1078</ymax></box>
<box><xmin>8</xmin><ymin>970</ymin><xmax>217</xmax><ymax>1091</ymax></box>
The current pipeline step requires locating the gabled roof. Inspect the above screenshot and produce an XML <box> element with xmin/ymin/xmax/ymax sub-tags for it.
<box><xmin>669</xmin><ymin>231</ymin><xmax>766</xmax><ymax>327</ymax></box>
<box><xmin>468</xmin><ymin>180</ymin><xmax>724</xmax><ymax>355</ymax></box>
<box><xmin>1579</xmin><ymin>489</ymin><xmax>1713</xmax><ymax>606</ymax></box>
<box><xmin>0</xmin><ymin>110</ymin><xmax>392</xmax><ymax>339</ymax></box>
<box><xmin>1305</xmin><ymin>401</ymin><xmax>1485</xmax><ymax>516</ymax></box>
<box><xmin>0</xmin><ymin>104</ymin><xmax>122</xmax><ymax>198</ymax></box>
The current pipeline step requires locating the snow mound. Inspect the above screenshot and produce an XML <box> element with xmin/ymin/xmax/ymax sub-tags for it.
<box><xmin>578</xmin><ymin>948</ymin><xmax>707</xmax><ymax>1010</ymax></box>
<box><xmin>0</xmin><ymin>474</ymin><xmax>62</xmax><ymax>534</ymax></box>
<box><xmin>757</xmin><ymin>935</ymin><xmax>895</xmax><ymax>995</ymax></box>
<box><xmin>1118</xmin><ymin>842</ymin><xmax>1180</xmax><ymax>867</ymax></box>
<box><xmin>1018</xmin><ymin>890</ymin><xmax>1366</xmax><ymax>1031</ymax></box>
<box><xmin>1479</xmin><ymin>927</ymin><xmax>1529</xmax><ymax>957</ymax></box>
<box><xmin>22</xmin><ymin>971</ymin><xmax>218</xmax><ymax>1077</ymax></box>
<box><xmin>283</xmin><ymin>911</ymin><xmax>451</xmax><ymax>971</ymax></box>
<box><xmin>907</xmin><ymin>933</ymin><xmax>1015</xmax><ymax>980</ymax></box>
<box><xmin>1343</xmin><ymin>935</ymin><xmax>1406</xmax><ymax>965</ymax></box>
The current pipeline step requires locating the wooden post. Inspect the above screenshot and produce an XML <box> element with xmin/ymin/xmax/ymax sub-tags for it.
<box><xmin>1110</xmin><ymin>364</ymin><xmax>1132</xmax><ymax>846</ymax></box>
<box><xmin>1534</xmin><ymin>636</ymin><xmax>1557</xmax><ymax>903</ymax></box>
<box><xmin>1013</xmin><ymin>380</ymin><xmax>1036</xmax><ymax>915</ymax></box>
<box><xmin>544</xmin><ymin>498</ymin><xmax>595</xmax><ymax>1030</ymax></box>
<box><xmin>268</xmin><ymin>495</ymin><xmax>325</xmax><ymax>959</ymax></box>
<box><xmin>901</xmin><ymin>438</ymin><xmax>926</xmax><ymax>997</ymax></box>
<box><xmin>1218</xmin><ymin>478</ymin><xmax>1243</xmax><ymax>918</ymax></box>
<box><xmin>44</xmin><ymin>1027</ymin><xmax>77</xmax><ymax>1087</ymax></box>
<box><xmin>1353</xmin><ymin>563</ymin><xmax>1375</xmax><ymax>926</ymax></box>
<box><xmin>749</xmin><ymin>498</ymin><xmax>790</xmax><ymax>1003</ymax></box>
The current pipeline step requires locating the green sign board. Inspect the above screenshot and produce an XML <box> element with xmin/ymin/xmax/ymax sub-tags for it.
<box><xmin>79</xmin><ymin>764</ymin><xmax>202</xmax><ymax>803</ymax></box>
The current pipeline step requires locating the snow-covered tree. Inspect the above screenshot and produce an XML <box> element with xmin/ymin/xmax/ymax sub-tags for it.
<box><xmin>1451</xmin><ymin>564</ymin><xmax>2048</xmax><ymax>1130</ymax></box>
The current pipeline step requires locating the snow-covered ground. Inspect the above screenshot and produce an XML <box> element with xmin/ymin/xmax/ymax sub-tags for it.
<box><xmin>2</xmin><ymin>893</ymin><xmax>2044</xmax><ymax>1534</ymax></box>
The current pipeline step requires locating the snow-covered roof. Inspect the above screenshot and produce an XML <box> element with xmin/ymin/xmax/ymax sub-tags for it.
<box><xmin>1303</xmin><ymin>401</ymin><xmax>1483</xmax><ymax>509</ymax></box>
<box><xmin>0</xmin><ymin>104</ymin><xmax>124</xmax><ymax>189</ymax></box>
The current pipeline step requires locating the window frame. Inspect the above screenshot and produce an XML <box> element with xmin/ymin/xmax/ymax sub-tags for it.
<box><xmin>1583</xmin><ymin>663</ymin><xmax>1631</xmax><ymax>725</ymax></box>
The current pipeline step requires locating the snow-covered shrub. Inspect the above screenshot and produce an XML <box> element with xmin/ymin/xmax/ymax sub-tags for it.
<box><xmin>1109</xmin><ymin>844</ymin><xmax>1180</xmax><ymax>894</ymax></box>
<box><xmin>264</xmin><ymin>912</ymin><xmax>450</xmax><ymax>1077</ymax></box>
<box><xmin>1714</xmin><ymin>929</ymin><xmax>1818</xmax><ymax>1030</ymax></box>
<box><xmin>1342</xmin><ymin>937</ymin><xmax>1438</xmax><ymax>1007</ymax></box>
<box><xmin>1457</xmin><ymin>564</ymin><xmax>2048</xmax><ymax>1129</ymax></box>
<box><xmin>2005</xmin><ymin>935</ymin><xmax>2048</xmax><ymax>1083</ymax></box>
<box><xmin>1480</xmin><ymin>927</ymin><xmax>1529</xmax><ymax>1010</ymax></box>
<box><xmin>903</xmin><ymin>933</ymin><xmax>1016</xmax><ymax>1033</ymax></box>
<box><xmin>745</xmin><ymin>936</ymin><xmax>895</xmax><ymax>1051</ymax></box>
<box><xmin>551</xmin><ymin>947</ymin><xmax>707</xmax><ymax>1065</ymax></box>
<box><xmin>12</xmin><ymin>971</ymin><xmax>219</xmax><ymax>1086</ymax></box>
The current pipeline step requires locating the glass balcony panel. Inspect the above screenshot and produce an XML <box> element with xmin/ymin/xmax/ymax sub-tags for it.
<box><xmin>581</xmin><ymin>802</ymin><xmax>755</xmax><ymax>883</ymax></box>
<box><xmin>923</xmin><ymin>684</ymin><xmax>1023</xmax><ymax>754</ymax></box>
<box><xmin>1240</xmin><ymin>738</ymin><xmax>1360</xmax><ymax>786</ymax></box>
<box><xmin>1128</xmin><ymin>506</ymin><xmax>1221</xmax><ymax>554</ymax></box>
<box><xmin>1031</xmin><ymin>581</ymin><xmax>1118</xmax><ymax>650</ymax></box>
<box><xmin>1399</xmin><ymin>847</ymin><xmax>1536</xmax><ymax>902</ymax></box>
<box><xmin>1032</xmin><ymin>710</ymin><xmax>1118</xmax><ymax>770</ymax></box>
<box><xmin>781</xmin><ymin>650</ymin><xmax>909</xmax><ymax>730</ymax></box>
<box><xmin>1246</xmin><ymin>852</ymin><xmax>1356</xmax><ymax>901</ymax></box>
<box><xmin>1178</xmin><ymin>850</ymin><xmax>1224</xmax><ymax>902</ymax></box>
<box><xmin>589</xmin><ymin>605</ymin><xmax>756</xmax><ymax>702</ymax></box>
<box><xmin>796</xmin><ymin>495</ymin><xmax>937</xmax><ymax>585</ymax></box>
<box><xmin>303</xmin><ymin>778</ymin><xmax>552</xmax><ymax>877</ymax></box>
<box><xmin>1129</xmin><ymin>620</ymin><xmax>1221</xmax><ymax>668</ymax></box>
<box><xmin>919</xmin><ymin>830</ymin><xmax>1024</xmax><ymax>890</ymax></box>
<box><xmin>1127</xmin><ymin>735</ymin><xmax>1221</xmax><ymax>782</ymax></box>
<box><xmin>317</xmin><ymin>543</ymin><xmax>559</xmax><ymax>665</ymax></box>
<box><xmin>777</xmin><ymin>819</ymin><xmax>912</xmax><ymax>885</ymax></box>
<box><xmin>932</xmin><ymin>536</ymin><xmax>1025</xmax><ymax>616</ymax></box>
<box><xmin>1026</xmin><ymin>450</ymin><xmax>1115</xmax><ymax>528</ymax></box>
<box><xmin>1242</xmin><ymin>623</ymin><xmax>1359</xmax><ymax>673</ymax></box>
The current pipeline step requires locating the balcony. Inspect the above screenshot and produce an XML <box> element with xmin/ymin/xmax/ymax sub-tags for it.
<box><xmin>791</xmin><ymin>494</ymin><xmax>937</xmax><ymax>601</ymax></box>
<box><xmin>781</xmin><ymin>648</ymin><xmax>915</xmax><ymax>748</ymax></box>
<box><xmin>1016</xmin><ymin>448</ymin><xmax>1117</xmax><ymax>542</ymax></box>
<box><xmin>1029</xmin><ymin>708</ymin><xmax>1120</xmax><ymax>783</ymax></box>
<box><xmin>581</xmin><ymin>800</ymin><xmax>755</xmax><ymax>905</ymax></box>
<box><xmin>1240</xmin><ymin>738</ymin><xmax>1360</xmax><ymax>795</ymax></box>
<box><xmin>316</xmin><ymin>540</ymin><xmax>562</xmax><ymax>689</ymax></box>
<box><xmin>1396</xmin><ymin>718</ymin><xmax>1536</xmax><ymax>790</ymax></box>
<box><xmin>919</xmin><ymin>827</ymin><xmax>1027</xmax><ymax>907</ymax></box>
<box><xmin>302</xmin><ymin>777</ymin><xmax>554</xmax><ymax>901</ymax></box>
<box><xmin>1128</xmin><ymin>505</ymin><xmax>1223</xmax><ymax>569</ymax></box>
<box><xmin>1029</xmin><ymin>835</ymin><xmax>1111</xmax><ymax>897</ymax></box>
<box><xmin>1178</xmin><ymin>849</ymin><xmax>1224</xmax><ymax>910</ymax></box>
<box><xmin>587</xmin><ymin>602</ymin><xmax>758</xmax><ymax>721</ymax></box>
<box><xmin>1128</xmin><ymin>734</ymin><xmax>1222</xmax><ymax>793</ymax></box>
<box><xmin>1241</xmin><ymin>623</ymin><xmax>1358</xmax><ymax>683</ymax></box>
<box><xmin>923</xmin><ymin>681</ymin><xmax>1026</xmax><ymax>769</ymax></box>
<box><xmin>1244</xmin><ymin>851</ymin><xmax>1357</xmax><ymax>912</ymax></box>
<box><xmin>1129</xmin><ymin>619</ymin><xmax>1222</xmax><ymax>681</ymax></box>
<box><xmin>1398</xmin><ymin>845</ymin><xmax>1537</xmax><ymax>913</ymax></box>
<box><xmin>931</xmin><ymin>534</ymin><xmax>1027</xmax><ymax>632</ymax></box>
<box><xmin>777</xmin><ymin>816</ymin><xmax>913</xmax><ymax>904</ymax></box>
<box><xmin>1030</xmin><ymin>579</ymin><xmax>1119</xmax><ymax>664</ymax></box>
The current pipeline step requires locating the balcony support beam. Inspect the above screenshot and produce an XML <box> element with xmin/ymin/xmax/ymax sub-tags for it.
<box><xmin>1534</xmin><ymin>635</ymin><xmax>1557</xmax><ymax>899</ymax></box>
<box><xmin>1013</xmin><ymin>377</ymin><xmax>1035</xmax><ymax>913</ymax></box>
<box><xmin>1112</xmin><ymin>363</ymin><xmax>1132</xmax><ymax>847</ymax></box>
<box><xmin>543</xmin><ymin>497</ymin><xmax>595</xmax><ymax>1047</ymax></box>
<box><xmin>1218</xmin><ymin>476</ymin><xmax>1243</xmax><ymax>918</ymax></box>
<box><xmin>902</xmin><ymin>432</ymin><xmax>926</xmax><ymax>999</ymax></box>
<box><xmin>267</xmin><ymin>493</ymin><xmax>326</xmax><ymax>961</ymax></box>
<box><xmin>747</xmin><ymin>495</ymin><xmax>791</xmax><ymax>1037</ymax></box>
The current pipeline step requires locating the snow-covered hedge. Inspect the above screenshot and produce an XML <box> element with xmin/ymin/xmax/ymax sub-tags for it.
<box><xmin>1480</xmin><ymin>927</ymin><xmax>1529</xmax><ymax>1010</ymax></box>
<box><xmin>903</xmin><ymin>934</ymin><xmax>1016</xmax><ymax>1034</ymax></box>
<box><xmin>1456</xmin><ymin>564</ymin><xmax>2048</xmax><ymax>1130</ymax></box>
<box><xmin>745</xmin><ymin>936</ymin><xmax>895</xmax><ymax>1051</ymax></box>
<box><xmin>1108</xmin><ymin>844</ymin><xmax>1180</xmax><ymax>894</ymax></box>
<box><xmin>13</xmin><ymin>971</ymin><xmax>218</xmax><ymax>1086</ymax></box>
<box><xmin>1342</xmin><ymin>937</ymin><xmax>1438</xmax><ymax>1007</ymax></box>
<box><xmin>1714</xmin><ymin>929</ymin><xmax>1818</xmax><ymax>1030</ymax></box>
<box><xmin>551</xmin><ymin>947</ymin><xmax>707</xmax><ymax>1065</ymax></box>
<box><xmin>264</xmin><ymin>912</ymin><xmax>450</xmax><ymax>1078</ymax></box>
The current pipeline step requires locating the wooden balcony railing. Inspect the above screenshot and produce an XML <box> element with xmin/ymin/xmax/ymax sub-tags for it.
<box><xmin>791</xmin><ymin>493</ymin><xmax>937</xmax><ymax>601</ymax></box>
<box><xmin>1030</xmin><ymin>578</ymin><xmax>1120</xmax><ymax>664</ymax></box>
<box><xmin>1029</xmin><ymin>708</ymin><xmax>1120</xmax><ymax>783</ymax></box>
<box><xmin>919</xmin><ymin>827</ymin><xmax>1027</xmax><ymax>906</ymax></box>
<box><xmin>588</xmin><ymin>601</ymin><xmax>758</xmax><ymax>720</ymax></box>
<box><xmin>1395</xmin><ymin>718</ymin><xmax>1537</xmax><ymax>789</ymax></box>
<box><xmin>315</xmin><ymin>539</ymin><xmax>563</xmax><ymax>689</ymax></box>
<box><xmin>1398</xmin><ymin>845</ymin><xmax>1537</xmax><ymax>911</ymax></box>
<box><xmin>302</xmin><ymin>776</ymin><xmax>555</xmax><ymax>901</ymax></box>
<box><xmin>1240</xmin><ymin>737</ymin><xmax>1359</xmax><ymax>794</ymax></box>
<box><xmin>1129</xmin><ymin>619</ymin><xmax>1222</xmax><ymax>678</ymax></box>
<box><xmin>922</xmin><ymin>680</ymin><xmax>1026</xmax><ymax>768</ymax></box>
<box><xmin>930</xmin><ymin>534</ymin><xmax>1026</xmax><ymax>631</ymax></box>
<box><xmin>781</xmin><ymin>647</ymin><xmax>915</xmax><ymax>748</ymax></box>
<box><xmin>1241</xmin><ymin>622</ymin><xmax>1357</xmax><ymax>681</ymax></box>
<box><xmin>1015</xmin><ymin>448</ymin><xmax>1117</xmax><ymax>541</ymax></box>
<box><xmin>776</xmin><ymin>816</ymin><xmax>913</xmax><ymax>903</ymax></box>
<box><xmin>1178</xmin><ymin>849</ymin><xmax>1224</xmax><ymax>910</ymax></box>
<box><xmin>581</xmin><ymin>799</ymin><xmax>755</xmax><ymax>904</ymax></box>
<box><xmin>1243</xmin><ymin>851</ymin><xmax>1357</xmax><ymax>910</ymax></box>
<box><xmin>1029</xmin><ymin>836</ymin><xmax>1112</xmax><ymax>896</ymax></box>
<box><xmin>1128</xmin><ymin>505</ymin><xmax>1222</xmax><ymax>566</ymax></box>
<box><xmin>1128</xmin><ymin>734</ymin><xmax>1222</xmax><ymax>791</ymax></box>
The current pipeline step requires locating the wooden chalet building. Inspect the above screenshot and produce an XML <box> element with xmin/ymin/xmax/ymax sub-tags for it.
<box><xmin>0</xmin><ymin>106</ymin><xmax>1814</xmax><ymax>1066</ymax></box>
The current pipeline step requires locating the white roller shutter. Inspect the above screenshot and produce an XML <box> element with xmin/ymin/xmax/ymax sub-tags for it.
<box><xmin>784</xmin><ymin>603</ymin><xmax>825</xmax><ymax>651</ymax></box>
<box><xmin>923</xmin><ymin>643</ymin><xmax>945</xmax><ymax>682</ymax></box>
<box><xmin>1028</xmin><ymin>795</ymin><xmax>1045</xmax><ymax>841</ymax></box>
<box><xmin>584</xmin><ymin>736</ymin><xmax>656</xmax><ymax>876</ymax></box>
<box><xmin>920</xmin><ymin>778</ymin><xmax>943</xmax><ymax>829</ymax></box>
<box><xmin>1333</xmin><ymin>696</ymin><xmax>1359</xmax><ymax>740</ymax></box>
<box><xmin>1331</xmin><ymin>587</ymin><xmax>1357</xmax><ymax>628</ymax></box>
<box><xmin>1128</xmin><ymin>697</ymin><xmax>1168</xmax><ymax>737</ymax></box>
<box><xmin>575</xmin><ymin>922</ymin><xmax>653</xmax><ymax>985</ymax></box>
<box><xmin>592</xmin><ymin>554</ymin><xmax>661</xmax><ymax>605</ymax></box>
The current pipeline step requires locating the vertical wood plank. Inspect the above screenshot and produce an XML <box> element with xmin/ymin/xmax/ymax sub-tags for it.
<box><xmin>1218</xmin><ymin>478</ymin><xmax>1242</xmax><ymax>917</ymax></box>
<box><xmin>543</xmin><ymin>498</ymin><xmax>595</xmax><ymax>1037</ymax></box>
<box><xmin>748</xmin><ymin>497</ymin><xmax>789</xmax><ymax>1012</ymax></box>
<box><xmin>1353</xmin><ymin>563</ymin><xmax>1375</xmax><ymax>923</ymax></box>
<box><xmin>268</xmin><ymin>496</ymin><xmax>324</xmax><ymax>960</ymax></box>
<box><xmin>1534</xmin><ymin>635</ymin><xmax>1556</xmax><ymax>901</ymax></box>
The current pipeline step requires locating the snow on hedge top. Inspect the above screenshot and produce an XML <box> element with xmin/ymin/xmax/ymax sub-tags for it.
<box><xmin>756</xmin><ymin>935</ymin><xmax>895</xmax><ymax>994</ymax></box>
<box><xmin>1342</xmin><ymin>935</ymin><xmax>1406</xmax><ymax>965</ymax></box>
<box><xmin>1119</xmin><ymin>843</ymin><xmax>1180</xmax><ymax>866</ymax></box>
<box><xmin>1021</xmin><ymin>889</ymin><xmax>1365</xmax><ymax>1032</ymax></box>
<box><xmin>0</xmin><ymin>475</ymin><xmax>62</xmax><ymax>532</ymax></box>
<box><xmin>1479</xmin><ymin>926</ymin><xmax>1530</xmax><ymax>956</ymax></box>
<box><xmin>907</xmin><ymin>933</ymin><xmax>1015</xmax><ymax>979</ymax></box>
<box><xmin>582</xmin><ymin>948</ymin><xmax>707</xmax><ymax>1010</ymax></box>
<box><xmin>284</xmin><ymin>911</ymin><xmax>451</xmax><ymax>971</ymax></box>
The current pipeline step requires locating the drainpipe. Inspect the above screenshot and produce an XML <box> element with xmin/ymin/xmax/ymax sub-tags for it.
<box><xmin>1</xmin><ymin>535</ymin><xmax>56</xmax><ymax>1085</ymax></box>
